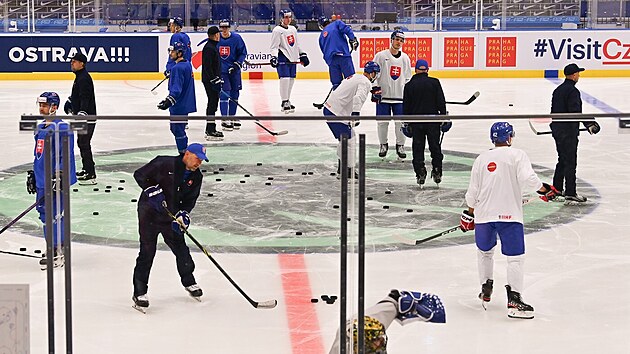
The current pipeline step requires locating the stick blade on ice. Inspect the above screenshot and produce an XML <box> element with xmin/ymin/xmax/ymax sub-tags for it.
<box><xmin>276</xmin><ymin>130</ymin><xmax>289</xmax><ymax>136</ymax></box>
<box><xmin>255</xmin><ymin>299</ymin><xmax>278</xmax><ymax>309</ymax></box>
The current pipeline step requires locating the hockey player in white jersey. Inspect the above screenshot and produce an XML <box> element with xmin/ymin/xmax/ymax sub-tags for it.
<box><xmin>269</xmin><ymin>9</ymin><xmax>310</xmax><ymax>114</ymax></box>
<box><xmin>323</xmin><ymin>61</ymin><xmax>380</xmax><ymax>175</ymax></box>
<box><xmin>372</xmin><ymin>30</ymin><xmax>412</xmax><ymax>160</ymax></box>
<box><xmin>461</xmin><ymin>122</ymin><xmax>559</xmax><ymax>319</ymax></box>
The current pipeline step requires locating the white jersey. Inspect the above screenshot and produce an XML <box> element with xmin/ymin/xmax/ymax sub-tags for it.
<box><xmin>373</xmin><ymin>49</ymin><xmax>412</xmax><ymax>103</ymax></box>
<box><xmin>270</xmin><ymin>25</ymin><xmax>302</xmax><ymax>61</ymax></box>
<box><xmin>465</xmin><ymin>146</ymin><xmax>543</xmax><ymax>224</ymax></box>
<box><xmin>324</xmin><ymin>74</ymin><xmax>372</xmax><ymax>116</ymax></box>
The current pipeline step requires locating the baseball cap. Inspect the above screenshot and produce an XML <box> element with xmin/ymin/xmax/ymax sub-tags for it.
<box><xmin>207</xmin><ymin>26</ymin><xmax>220</xmax><ymax>35</ymax></box>
<box><xmin>71</xmin><ymin>52</ymin><xmax>87</xmax><ymax>64</ymax></box>
<box><xmin>563</xmin><ymin>63</ymin><xmax>585</xmax><ymax>76</ymax></box>
<box><xmin>186</xmin><ymin>143</ymin><xmax>209</xmax><ymax>162</ymax></box>
<box><xmin>415</xmin><ymin>59</ymin><xmax>429</xmax><ymax>70</ymax></box>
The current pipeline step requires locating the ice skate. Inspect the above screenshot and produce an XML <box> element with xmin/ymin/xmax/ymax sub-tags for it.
<box><xmin>506</xmin><ymin>285</ymin><xmax>534</xmax><ymax>319</ymax></box>
<box><xmin>221</xmin><ymin>120</ymin><xmax>233</xmax><ymax>131</ymax></box>
<box><xmin>281</xmin><ymin>100</ymin><xmax>291</xmax><ymax>114</ymax></box>
<box><xmin>232</xmin><ymin>120</ymin><xmax>241</xmax><ymax>130</ymax></box>
<box><xmin>416</xmin><ymin>166</ymin><xmax>427</xmax><ymax>187</ymax></box>
<box><xmin>431</xmin><ymin>167</ymin><xmax>442</xmax><ymax>186</ymax></box>
<box><xmin>378</xmin><ymin>144</ymin><xmax>388</xmax><ymax>159</ymax></box>
<box><xmin>479</xmin><ymin>279</ymin><xmax>493</xmax><ymax>310</ymax></box>
<box><xmin>288</xmin><ymin>101</ymin><xmax>295</xmax><ymax>113</ymax></box>
<box><xmin>395</xmin><ymin>144</ymin><xmax>407</xmax><ymax>160</ymax></box>
<box><xmin>77</xmin><ymin>172</ymin><xmax>97</xmax><ymax>185</ymax></box>
<box><xmin>205</xmin><ymin>131</ymin><xmax>224</xmax><ymax>141</ymax></box>
<box><xmin>132</xmin><ymin>294</ymin><xmax>149</xmax><ymax>314</ymax></box>
<box><xmin>564</xmin><ymin>194</ymin><xmax>587</xmax><ymax>206</ymax></box>
<box><xmin>185</xmin><ymin>284</ymin><xmax>203</xmax><ymax>302</ymax></box>
<box><xmin>40</xmin><ymin>248</ymin><xmax>64</xmax><ymax>270</ymax></box>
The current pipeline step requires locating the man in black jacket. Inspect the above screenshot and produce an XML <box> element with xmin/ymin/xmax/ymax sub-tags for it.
<box><xmin>202</xmin><ymin>26</ymin><xmax>224</xmax><ymax>140</ymax></box>
<box><xmin>64</xmin><ymin>52</ymin><xmax>97</xmax><ymax>185</ymax></box>
<box><xmin>402</xmin><ymin>59</ymin><xmax>447</xmax><ymax>186</ymax></box>
<box><xmin>550</xmin><ymin>63</ymin><xmax>600</xmax><ymax>204</ymax></box>
<box><xmin>131</xmin><ymin>143</ymin><xmax>208</xmax><ymax>312</ymax></box>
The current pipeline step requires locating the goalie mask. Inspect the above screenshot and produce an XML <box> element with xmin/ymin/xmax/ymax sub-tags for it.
<box><xmin>350</xmin><ymin>316</ymin><xmax>388</xmax><ymax>353</ymax></box>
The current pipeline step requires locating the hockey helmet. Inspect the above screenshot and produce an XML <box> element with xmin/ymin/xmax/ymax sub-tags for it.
<box><xmin>490</xmin><ymin>122</ymin><xmax>515</xmax><ymax>144</ymax></box>
<box><xmin>390</xmin><ymin>29</ymin><xmax>405</xmax><ymax>42</ymax></box>
<box><xmin>170</xmin><ymin>16</ymin><xmax>184</xmax><ymax>28</ymax></box>
<box><xmin>350</xmin><ymin>316</ymin><xmax>388</xmax><ymax>354</ymax></box>
<box><xmin>318</xmin><ymin>15</ymin><xmax>330</xmax><ymax>29</ymax></box>
<box><xmin>37</xmin><ymin>92</ymin><xmax>60</xmax><ymax>107</ymax></box>
<box><xmin>279</xmin><ymin>9</ymin><xmax>292</xmax><ymax>18</ymax></box>
<box><xmin>364</xmin><ymin>61</ymin><xmax>380</xmax><ymax>74</ymax></box>
<box><xmin>219</xmin><ymin>19</ymin><xmax>231</xmax><ymax>28</ymax></box>
<box><xmin>169</xmin><ymin>41</ymin><xmax>187</xmax><ymax>55</ymax></box>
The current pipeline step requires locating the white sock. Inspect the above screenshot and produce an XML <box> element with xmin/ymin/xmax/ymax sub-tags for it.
<box><xmin>394</xmin><ymin>121</ymin><xmax>406</xmax><ymax>146</ymax></box>
<box><xmin>279</xmin><ymin>78</ymin><xmax>290</xmax><ymax>101</ymax></box>
<box><xmin>507</xmin><ymin>255</ymin><xmax>525</xmax><ymax>293</ymax></box>
<box><xmin>336</xmin><ymin>133</ymin><xmax>356</xmax><ymax>168</ymax></box>
<box><xmin>477</xmin><ymin>248</ymin><xmax>495</xmax><ymax>285</ymax></box>
<box><xmin>288</xmin><ymin>78</ymin><xmax>295</xmax><ymax>100</ymax></box>
<box><xmin>377</xmin><ymin>121</ymin><xmax>389</xmax><ymax>145</ymax></box>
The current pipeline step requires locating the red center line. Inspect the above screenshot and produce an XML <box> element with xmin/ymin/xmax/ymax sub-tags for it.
<box><xmin>250</xmin><ymin>80</ymin><xmax>277</xmax><ymax>144</ymax></box>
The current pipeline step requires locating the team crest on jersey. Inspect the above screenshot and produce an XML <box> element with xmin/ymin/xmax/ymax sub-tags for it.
<box><xmin>287</xmin><ymin>35</ymin><xmax>295</xmax><ymax>47</ymax></box>
<box><xmin>322</xmin><ymin>31</ymin><xmax>328</xmax><ymax>38</ymax></box>
<box><xmin>390</xmin><ymin>66</ymin><xmax>402</xmax><ymax>80</ymax></box>
<box><xmin>219</xmin><ymin>46</ymin><xmax>230</xmax><ymax>59</ymax></box>
<box><xmin>187</xmin><ymin>179</ymin><xmax>193</xmax><ymax>186</ymax></box>
<box><xmin>36</xmin><ymin>139</ymin><xmax>44</xmax><ymax>159</ymax></box>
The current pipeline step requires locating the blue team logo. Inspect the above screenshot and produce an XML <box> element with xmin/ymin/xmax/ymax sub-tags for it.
<box><xmin>390</xmin><ymin>66</ymin><xmax>401</xmax><ymax>80</ymax></box>
<box><xmin>287</xmin><ymin>35</ymin><xmax>295</xmax><ymax>47</ymax></box>
<box><xmin>35</xmin><ymin>139</ymin><xmax>44</xmax><ymax>160</ymax></box>
<box><xmin>219</xmin><ymin>46</ymin><xmax>230</xmax><ymax>59</ymax></box>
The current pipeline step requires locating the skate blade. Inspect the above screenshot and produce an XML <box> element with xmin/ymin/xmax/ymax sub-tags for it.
<box><xmin>190</xmin><ymin>295</ymin><xmax>202</xmax><ymax>302</ymax></box>
<box><xmin>221</xmin><ymin>128</ymin><xmax>233</xmax><ymax>132</ymax></box>
<box><xmin>564</xmin><ymin>200</ymin><xmax>586</xmax><ymax>206</ymax></box>
<box><xmin>233</xmin><ymin>126</ymin><xmax>241</xmax><ymax>130</ymax></box>
<box><xmin>507</xmin><ymin>308</ymin><xmax>534</xmax><ymax>319</ymax></box>
<box><xmin>132</xmin><ymin>305</ymin><xmax>148</xmax><ymax>314</ymax></box>
<box><xmin>78</xmin><ymin>179</ymin><xmax>97</xmax><ymax>186</ymax></box>
<box><xmin>481</xmin><ymin>300</ymin><xmax>488</xmax><ymax>311</ymax></box>
<box><xmin>205</xmin><ymin>136</ymin><xmax>224</xmax><ymax>141</ymax></box>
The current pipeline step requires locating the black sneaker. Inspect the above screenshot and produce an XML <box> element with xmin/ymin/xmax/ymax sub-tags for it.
<box><xmin>416</xmin><ymin>166</ymin><xmax>427</xmax><ymax>185</ymax></box>
<box><xmin>205</xmin><ymin>131</ymin><xmax>224</xmax><ymax>141</ymax></box>
<box><xmin>506</xmin><ymin>285</ymin><xmax>534</xmax><ymax>319</ymax></box>
<box><xmin>431</xmin><ymin>167</ymin><xmax>442</xmax><ymax>184</ymax></box>
<box><xmin>77</xmin><ymin>172</ymin><xmax>97</xmax><ymax>185</ymax></box>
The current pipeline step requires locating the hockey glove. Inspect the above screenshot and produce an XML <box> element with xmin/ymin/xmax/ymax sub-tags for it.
<box><xmin>537</xmin><ymin>182</ymin><xmax>559</xmax><ymax>202</ymax></box>
<box><xmin>26</xmin><ymin>170</ymin><xmax>36</xmax><ymax>194</ymax></box>
<box><xmin>209</xmin><ymin>76</ymin><xmax>224</xmax><ymax>92</ymax></box>
<box><xmin>299</xmin><ymin>53</ymin><xmax>310</xmax><ymax>67</ymax></box>
<box><xmin>396</xmin><ymin>290</ymin><xmax>443</xmax><ymax>323</ymax></box>
<box><xmin>63</xmin><ymin>98</ymin><xmax>72</xmax><ymax>115</ymax></box>
<box><xmin>440</xmin><ymin>121</ymin><xmax>452</xmax><ymax>133</ymax></box>
<box><xmin>370</xmin><ymin>86</ymin><xmax>382</xmax><ymax>103</ymax></box>
<box><xmin>171</xmin><ymin>210</ymin><xmax>190</xmax><ymax>233</ymax></box>
<box><xmin>227</xmin><ymin>62</ymin><xmax>242</xmax><ymax>75</ymax></box>
<box><xmin>51</xmin><ymin>171</ymin><xmax>63</xmax><ymax>192</ymax></box>
<box><xmin>143</xmin><ymin>185</ymin><xmax>165</xmax><ymax>212</ymax></box>
<box><xmin>157</xmin><ymin>96</ymin><xmax>176</xmax><ymax>110</ymax></box>
<box><xmin>584</xmin><ymin>121</ymin><xmax>601</xmax><ymax>135</ymax></box>
<box><xmin>459</xmin><ymin>209</ymin><xmax>475</xmax><ymax>232</ymax></box>
<box><xmin>163</xmin><ymin>70</ymin><xmax>170</xmax><ymax>78</ymax></box>
<box><xmin>349</xmin><ymin>38</ymin><xmax>359</xmax><ymax>52</ymax></box>
<box><xmin>269</xmin><ymin>56</ymin><xmax>278</xmax><ymax>68</ymax></box>
<box><xmin>401</xmin><ymin>123</ymin><xmax>412</xmax><ymax>138</ymax></box>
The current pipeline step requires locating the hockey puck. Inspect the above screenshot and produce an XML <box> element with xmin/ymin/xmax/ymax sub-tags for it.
<box><xmin>265</xmin><ymin>182</ymin><xmax>272</xmax><ymax>186</ymax></box>
<box><xmin>333</xmin><ymin>205</ymin><xmax>339</xmax><ymax>209</ymax></box>
<box><xmin>267</xmin><ymin>177</ymin><xmax>274</xmax><ymax>180</ymax></box>
<box><xmin>118</xmin><ymin>187</ymin><xmax>124</xmax><ymax>190</ymax></box>
<box><xmin>257</xmin><ymin>162</ymin><xmax>263</xmax><ymax>166</ymax></box>
<box><xmin>508</xmin><ymin>103</ymin><xmax>514</xmax><ymax>107</ymax></box>
<box><xmin>93</xmin><ymin>211</ymin><xmax>99</xmax><ymax>215</ymax></box>
<box><xmin>321</xmin><ymin>295</ymin><xmax>330</xmax><ymax>301</ymax></box>
<box><xmin>385</xmin><ymin>190</ymin><xmax>392</xmax><ymax>194</ymax></box>
<box><xmin>301</xmin><ymin>172</ymin><xmax>307</xmax><ymax>175</ymax></box>
<box><xmin>216</xmin><ymin>178</ymin><xmax>221</xmax><ymax>182</ymax></box>
<box><xmin>407</xmin><ymin>209</ymin><xmax>413</xmax><ymax>212</ymax></box>
<box><xmin>201</xmin><ymin>169</ymin><xmax>207</xmax><ymax>173</ymax></box>
<box><xmin>330</xmin><ymin>295</ymin><xmax>337</xmax><ymax>300</ymax></box>
<box><xmin>218</xmin><ymin>167</ymin><xmax>225</xmax><ymax>171</ymax></box>
<box><xmin>106</xmin><ymin>185</ymin><xmax>112</xmax><ymax>189</ymax></box>
<box><xmin>73</xmin><ymin>188</ymin><xmax>78</xmax><ymax>192</ymax></box>
<box><xmin>288</xmin><ymin>168</ymin><xmax>293</xmax><ymax>171</ymax></box>
<box><xmin>307</xmin><ymin>172</ymin><xmax>314</xmax><ymax>175</ymax></box>
<box><xmin>326</xmin><ymin>299</ymin><xmax>336</xmax><ymax>305</ymax></box>
<box><xmin>244</xmin><ymin>174</ymin><xmax>250</xmax><ymax>177</ymax></box>
<box><xmin>367</xmin><ymin>196</ymin><xmax>373</xmax><ymax>200</ymax></box>
<box><xmin>347</xmin><ymin>218</ymin><xmax>351</xmax><ymax>221</ymax></box>
<box><xmin>119</xmin><ymin>179</ymin><xmax>125</xmax><ymax>183</ymax></box>
<box><xmin>19</xmin><ymin>247</ymin><xmax>26</xmax><ymax>252</ymax></box>
<box><xmin>207</xmin><ymin>193</ymin><xmax>214</xmax><ymax>197</ymax></box>
<box><xmin>131</xmin><ymin>199</ymin><xmax>137</xmax><ymax>202</ymax></box>
<box><xmin>105</xmin><ymin>189</ymin><xmax>111</xmax><ymax>193</ymax></box>
<box><xmin>93</xmin><ymin>188</ymin><xmax>99</xmax><ymax>191</ymax></box>
<box><xmin>311</xmin><ymin>298</ymin><xmax>319</xmax><ymax>303</ymax></box>
<box><xmin>213</xmin><ymin>171</ymin><xmax>219</xmax><ymax>174</ymax></box>
<box><xmin>330</xmin><ymin>172</ymin><xmax>336</xmax><ymax>176</ymax></box>
<box><xmin>296</xmin><ymin>231</ymin><xmax>302</xmax><ymax>235</ymax></box>
<box><xmin>34</xmin><ymin>249</ymin><xmax>42</xmax><ymax>254</ymax></box>
<box><xmin>240</xmin><ymin>180</ymin><xmax>246</xmax><ymax>183</ymax></box>
<box><xmin>383</xmin><ymin>205</ymin><xmax>389</xmax><ymax>209</ymax></box>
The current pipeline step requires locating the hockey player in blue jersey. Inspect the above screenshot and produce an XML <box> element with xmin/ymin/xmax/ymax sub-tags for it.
<box><xmin>158</xmin><ymin>42</ymin><xmax>196</xmax><ymax>153</ymax></box>
<box><xmin>165</xmin><ymin>17</ymin><xmax>191</xmax><ymax>77</ymax></box>
<box><xmin>26</xmin><ymin>92</ymin><xmax>77</xmax><ymax>270</ymax></box>
<box><xmin>217</xmin><ymin>19</ymin><xmax>248</xmax><ymax>131</ymax></box>
<box><xmin>318</xmin><ymin>15</ymin><xmax>358</xmax><ymax>89</ymax></box>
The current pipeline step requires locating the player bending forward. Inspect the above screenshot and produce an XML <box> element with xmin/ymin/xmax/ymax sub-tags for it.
<box><xmin>323</xmin><ymin>61</ymin><xmax>380</xmax><ymax>176</ymax></box>
<box><xmin>329</xmin><ymin>289</ymin><xmax>445</xmax><ymax>353</ymax></box>
<box><xmin>461</xmin><ymin>122</ymin><xmax>559</xmax><ymax>319</ymax></box>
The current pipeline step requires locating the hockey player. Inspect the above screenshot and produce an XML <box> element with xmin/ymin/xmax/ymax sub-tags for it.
<box><xmin>132</xmin><ymin>143</ymin><xmax>208</xmax><ymax>313</ymax></box>
<box><xmin>27</xmin><ymin>92</ymin><xmax>77</xmax><ymax>269</ymax></box>
<box><xmin>461</xmin><ymin>122</ymin><xmax>559</xmax><ymax>319</ymax></box>
<box><xmin>402</xmin><ymin>59</ymin><xmax>447</xmax><ymax>186</ymax></box>
<box><xmin>318</xmin><ymin>15</ymin><xmax>358</xmax><ymax>89</ymax></box>
<box><xmin>165</xmin><ymin>17</ymin><xmax>191</xmax><ymax>77</ymax></box>
<box><xmin>323</xmin><ymin>61</ymin><xmax>380</xmax><ymax>175</ymax></box>
<box><xmin>373</xmin><ymin>30</ymin><xmax>412</xmax><ymax>160</ymax></box>
<box><xmin>329</xmin><ymin>289</ymin><xmax>445</xmax><ymax>353</ymax></box>
<box><xmin>217</xmin><ymin>19</ymin><xmax>248</xmax><ymax>131</ymax></box>
<box><xmin>158</xmin><ymin>41</ymin><xmax>196</xmax><ymax>154</ymax></box>
<box><xmin>269</xmin><ymin>10</ymin><xmax>310</xmax><ymax>114</ymax></box>
<box><xmin>202</xmin><ymin>25</ymin><xmax>224</xmax><ymax>140</ymax></box>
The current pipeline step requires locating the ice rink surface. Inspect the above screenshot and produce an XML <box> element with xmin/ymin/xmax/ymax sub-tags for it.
<box><xmin>0</xmin><ymin>77</ymin><xmax>629</xmax><ymax>353</ymax></box>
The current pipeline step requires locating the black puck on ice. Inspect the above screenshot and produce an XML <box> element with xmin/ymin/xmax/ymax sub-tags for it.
<box><xmin>407</xmin><ymin>209</ymin><xmax>413</xmax><ymax>213</ymax></box>
<box><xmin>119</xmin><ymin>179</ymin><xmax>125</xmax><ymax>183</ymax></box>
<box><xmin>347</xmin><ymin>218</ymin><xmax>351</xmax><ymax>221</ymax></box>
<box><xmin>311</xmin><ymin>298</ymin><xmax>319</xmax><ymax>303</ymax></box>
<box><xmin>105</xmin><ymin>189</ymin><xmax>110</xmax><ymax>193</ymax></box>
<box><xmin>267</xmin><ymin>177</ymin><xmax>274</xmax><ymax>180</ymax></box>
<box><xmin>106</xmin><ymin>185</ymin><xmax>112</xmax><ymax>189</ymax></box>
<box><xmin>330</xmin><ymin>172</ymin><xmax>336</xmax><ymax>176</ymax></box>
<box><xmin>218</xmin><ymin>167</ymin><xmax>225</xmax><ymax>171</ymax></box>
<box><xmin>34</xmin><ymin>249</ymin><xmax>42</xmax><ymax>254</ymax></box>
<box><xmin>213</xmin><ymin>171</ymin><xmax>219</xmax><ymax>174</ymax></box>
<box><xmin>307</xmin><ymin>172</ymin><xmax>314</xmax><ymax>175</ymax></box>
<box><xmin>216</xmin><ymin>178</ymin><xmax>221</xmax><ymax>182</ymax></box>
<box><xmin>265</xmin><ymin>182</ymin><xmax>272</xmax><ymax>186</ymax></box>
<box><xmin>296</xmin><ymin>231</ymin><xmax>303</xmax><ymax>235</ymax></box>
<box><xmin>257</xmin><ymin>162</ymin><xmax>263</xmax><ymax>166</ymax></box>
<box><xmin>93</xmin><ymin>211</ymin><xmax>99</xmax><ymax>215</ymax></box>
<box><xmin>118</xmin><ymin>187</ymin><xmax>124</xmax><ymax>190</ymax></box>
<box><xmin>508</xmin><ymin>103</ymin><xmax>514</xmax><ymax>106</ymax></box>
<box><xmin>244</xmin><ymin>174</ymin><xmax>250</xmax><ymax>177</ymax></box>
<box><xmin>367</xmin><ymin>196</ymin><xmax>373</xmax><ymax>200</ymax></box>
<box><xmin>321</xmin><ymin>295</ymin><xmax>330</xmax><ymax>301</ymax></box>
<box><xmin>19</xmin><ymin>247</ymin><xmax>26</xmax><ymax>252</ymax></box>
<box><xmin>330</xmin><ymin>295</ymin><xmax>337</xmax><ymax>300</ymax></box>
<box><xmin>73</xmin><ymin>188</ymin><xmax>78</xmax><ymax>192</ymax></box>
<box><xmin>92</xmin><ymin>188</ymin><xmax>98</xmax><ymax>191</ymax></box>
<box><xmin>288</xmin><ymin>168</ymin><xmax>293</xmax><ymax>171</ymax></box>
<box><xmin>326</xmin><ymin>299</ymin><xmax>336</xmax><ymax>305</ymax></box>
<box><xmin>385</xmin><ymin>190</ymin><xmax>392</xmax><ymax>194</ymax></box>
<box><xmin>131</xmin><ymin>199</ymin><xmax>137</xmax><ymax>202</ymax></box>
<box><xmin>201</xmin><ymin>169</ymin><xmax>207</xmax><ymax>173</ymax></box>
<box><xmin>240</xmin><ymin>180</ymin><xmax>246</xmax><ymax>183</ymax></box>
<box><xmin>207</xmin><ymin>193</ymin><xmax>214</xmax><ymax>197</ymax></box>
<box><xmin>383</xmin><ymin>205</ymin><xmax>389</xmax><ymax>209</ymax></box>
<box><xmin>333</xmin><ymin>205</ymin><xmax>339</xmax><ymax>209</ymax></box>
<box><xmin>301</xmin><ymin>172</ymin><xmax>307</xmax><ymax>175</ymax></box>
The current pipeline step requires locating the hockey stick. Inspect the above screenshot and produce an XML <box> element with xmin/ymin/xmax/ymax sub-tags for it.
<box><xmin>163</xmin><ymin>203</ymin><xmax>278</xmax><ymax>309</ymax></box>
<box><xmin>0</xmin><ymin>249</ymin><xmax>41</xmax><ymax>259</ymax></box>
<box><xmin>220</xmin><ymin>90</ymin><xmax>289</xmax><ymax>136</ymax></box>
<box><xmin>0</xmin><ymin>199</ymin><xmax>39</xmax><ymax>236</ymax></box>
<box><xmin>313</xmin><ymin>87</ymin><xmax>334</xmax><ymax>109</ymax></box>
<box><xmin>150</xmin><ymin>76</ymin><xmax>168</xmax><ymax>96</ymax></box>
<box><xmin>446</xmin><ymin>91</ymin><xmax>480</xmax><ymax>105</ymax></box>
<box><xmin>528</xmin><ymin>120</ymin><xmax>587</xmax><ymax>135</ymax></box>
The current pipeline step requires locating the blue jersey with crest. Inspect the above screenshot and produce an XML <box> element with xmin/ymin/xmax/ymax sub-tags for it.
<box><xmin>319</xmin><ymin>20</ymin><xmax>356</xmax><ymax>65</ymax></box>
<box><xmin>166</xmin><ymin>32</ymin><xmax>192</xmax><ymax>73</ymax></box>
<box><xmin>33</xmin><ymin>119</ymin><xmax>77</xmax><ymax>188</ymax></box>
<box><xmin>168</xmin><ymin>60</ymin><xmax>197</xmax><ymax>115</ymax></box>
<box><xmin>218</xmin><ymin>32</ymin><xmax>247</xmax><ymax>74</ymax></box>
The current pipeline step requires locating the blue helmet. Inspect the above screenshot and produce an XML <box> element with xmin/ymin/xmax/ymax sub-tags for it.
<box><xmin>364</xmin><ymin>61</ymin><xmax>380</xmax><ymax>74</ymax></box>
<box><xmin>279</xmin><ymin>9</ymin><xmax>292</xmax><ymax>18</ymax></box>
<box><xmin>219</xmin><ymin>19</ymin><xmax>230</xmax><ymax>27</ymax></box>
<box><xmin>391</xmin><ymin>29</ymin><xmax>405</xmax><ymax>41</ymax></box>
<box><xmin>37</xmin><ymin>92</ymin><xmax>60</xmax><ymax>107</ymax></box>
<box><xmin>490</xmin><ymin>122</ymin><xmax>515</xmax><ymax>144</ymax></box>
<box><xmin>170</xmin><ymin>41</ymin><xmax>186</xmax><ymax>55</ymax></box>
<box><xmin>170</xmin><ymin>16</ymin><xmax>184</xmax><ymax>28</ymax></box>
<box><xmin>318</xmin><ymin>15</ymin><xmax>330</xmax><ymax>28</ymax></box>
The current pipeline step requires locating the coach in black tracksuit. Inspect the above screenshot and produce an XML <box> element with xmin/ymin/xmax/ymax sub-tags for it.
<box><xmin>65</xmin><ymin>52</ymin><xmax>97</xmax><ymax>184</ymax></box>
<box><xmin>132</xmin><ymin>143</ymin><xmax>208</xmax><ymax>299</ymax></box>
<box><xmin>403</xmin><ymin>59</ymin><xmax>447</xmax><ymax>186</ymax></box>
<box><xmin>202</xmin><ymin>26</ymin><xmax>223</xmax><ymax>139</ymax></box>
<box><xmin>550</xmin><ymin>63</ymin><xmax>600</xmax><ymax>203</ymax></box>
